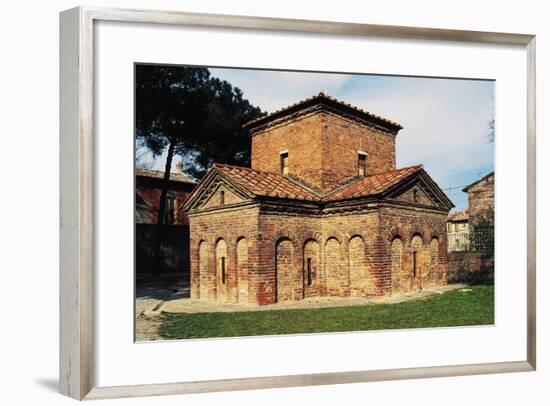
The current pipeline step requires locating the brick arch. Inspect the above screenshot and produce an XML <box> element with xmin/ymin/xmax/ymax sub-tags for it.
<box><xmin>410</xmin><ymin>225</ymin><xmax>430</xmax><ymax>245</ymax></box>
<box><xmin>303</xmin><ymin>238</ymin><xmax>321</xmax><ymax>295</ymax></box>
<box><xmin>325</xmin><ymin>236</ymin><xmax>344</xmax><ymax>296</ymax></box>
<box><xmin>323</xmin><ymin>230</ymin><xmax>345</xmax><ymax>244</ymax></box>
<box><xmin>346</xmin><ymin>228</ymin><xmax>365</xmax><ymax>240</ymax></box>
<box><xmin>428</xmin><ymin>236</ymin><xmax>439</xmax><ymax>284</ymax></box>
<box><xmin>390</xmin><ymin>237</ymin><xmax>408</xmax><ymax>294</ymax></box>
<box><xmin>270</xmin><ymin>230</ymin><xmax>299</xmax><ymax>248</ymax></box>
<box><xmin>385</xmin><ymin>225</ymin><xmax>407</xmax><ymax>244</ymax></box>
<box><xmin>349</xmin><ymin>235</ymin><xmax>369</xmax><ymax>296</ymax></box>
<box><xmin>298</xmin><ymin>230</ymin><xmax>322</xmax><ymax>245</ymax></box>
<box><xmin>198</xmin><ymin>240</ymin><xmax>210</xmax><ymax>300</ymax></box>
<box><xmin>215</xmin><ymin>238</ymin><xmax>228</xmax><ymax>302</ymax></box>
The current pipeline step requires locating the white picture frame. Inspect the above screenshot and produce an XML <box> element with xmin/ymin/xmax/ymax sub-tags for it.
<box><xmin>59</xmin><ymin>6</ymin><xmax>536</xmax><ymax>400</ymax></box>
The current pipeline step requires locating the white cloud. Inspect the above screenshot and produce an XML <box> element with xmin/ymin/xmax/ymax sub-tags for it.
<box><xmin>342</xmin><ymin>77</ymin><xmax>494</xmax><ymax>186</ymax></box>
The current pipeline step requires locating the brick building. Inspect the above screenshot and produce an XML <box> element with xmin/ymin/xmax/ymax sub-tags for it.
<box><xmin>183</xmin><ymin>92</ymin><xmax>454</xmax><ymax>305</ymax></box>
<box><xmin>447</xmin><ymin>171</ymin><xmax>495</xmax><ymax>282</ymax></box>
<box><xmin>463</xmin><ymin>171</ymin><xmax>494</xmax><ymax>228</ymax></box>
<box><xmin>447</xmin><ymin>210</ymin><xmax>470</xmax><ymax>252</ymax></box>
<box><xmin>136</xmin><ymin>166</ymin><xmax>196</xmax><ymax>275</ymax></box>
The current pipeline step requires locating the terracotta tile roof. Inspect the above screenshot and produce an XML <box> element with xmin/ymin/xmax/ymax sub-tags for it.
<box><xmin>136</xmin><ymin>168</ymin><xmax>197</xmax><ymax>185</ymax></box>
<box><xmin>212</xmin><ymin>163</ymin><xmax>423</xmax><ymax>202</ymax></box>
<box><xmin>244</xmin><ymin>91</ymin><xmax>403</xmax><ymax>133</ymax></box>
<box><xmin>447</xmin><ymin>209</ymin><xmax>469</xmax><ymax>222</ymax></box>
<box><xmin>213</xmin><ymin>163</ymin><xmax>321</xmax><ymax>201</ymax></box>
<box><xmin>325</xmin><ymin>165</ymin><xmax>423</xmax><ymax>201</ymax></box>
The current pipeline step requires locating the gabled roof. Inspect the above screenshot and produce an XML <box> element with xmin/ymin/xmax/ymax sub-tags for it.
<box><xmin>184</xmin><ymin>163</ymin><xmax>454</xmax><ymax>212</ymax></box>
<box><xmin>326</xmin><ymin>165</ymin><xmax>423</xmax><ymax>200</ymax></box>
<box><xmin>136</xmin><ymin>168</ymin><xmax>197</xmax><ymax>185</ymax></box>
<box><xmin>447</xmin><ymin>209</ymin><xmax>469</xmax><ymax>222</ymax></box>
<box><xmin>212</xmin><ymin>163</ymin><xmax>321</xmax><ymax>201</ymax></box>
<box><xmin>243</xmin><ymin>92</ymin><xmax>403</xmax><ymax>134</ymax></box>
<box><xmin>462</xmin><ymin>171</ymin><xmax>494</xmax><ymax>192</ymax></box>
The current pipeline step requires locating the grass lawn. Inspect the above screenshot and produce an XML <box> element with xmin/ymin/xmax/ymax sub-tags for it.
<box><xmin>158</xmin><ymin>284</ymin><xmax>494</xmax><ymax>339</ymax></box>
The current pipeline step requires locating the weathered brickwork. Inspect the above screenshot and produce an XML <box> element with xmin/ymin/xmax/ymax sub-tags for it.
<box><xmin>185</xmin><ymin>93</ymin><xmax>453</xmax><ymax>305</ymax></box>
<box><xmin>251</xmin><ymin>113</ymin><xmax>324</xmax><ymax>190</ymax></box>
<box><xmin>464</xmin><ymin>172</ymin><xmax>494</xmax><ymax>227</ymax></box>
<box><xmin>251</xmin><ymin>109</ymin><xmax>398</xmax><ymax>193</ymax></box>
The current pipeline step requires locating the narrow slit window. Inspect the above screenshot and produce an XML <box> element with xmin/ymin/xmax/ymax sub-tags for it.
<box><xmin>221</xmin><ymin>257</ymin><xmax>226</xmax><ymax>284</ymax></box>
<box><xmin>358</xmin><ymin>153</ymin><xmax>367</xmax><ymax>176</ymax></box>
<box><xmin>280</xmin><ymin>152</ymin><xmax>289</xmax><ymax>175</ymax></box>
<box><xmin>306</xmin><ymin>257</ymin><xmax>313</xmax><ymax>286</ymax></box>
<box><xmin>413</xmin><ymin>251</ymin><xmax>417</xmax><ymax>277</ymax></box>
<box><xmin>219</xmin><ymin>190</ymin><xmax>225</xmax><ymax>205</ymax></box>
<box><xmin>413</xmin><ymin>189</ymin><xmax>419</xmax><ymax>203</ymax></box>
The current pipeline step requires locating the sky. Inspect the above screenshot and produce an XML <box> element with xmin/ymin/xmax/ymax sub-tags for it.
<box><xmin>139</xmin><ymin>67</ymin><xmax>494</xmax><ymax>211</ymax></box>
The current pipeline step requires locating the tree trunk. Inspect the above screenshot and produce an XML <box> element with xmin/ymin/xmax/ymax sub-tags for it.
<box><xmin>152</xmin><ymin>139</ymin><xmax>175</xmax><ymax>275</ymax></box>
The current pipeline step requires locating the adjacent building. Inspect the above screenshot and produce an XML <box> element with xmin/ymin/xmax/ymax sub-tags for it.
<box><xmin>447</xmin><ymin>171</ymin><xmax>495</xmax><ymax>282</ymax></box>
<box><xmin>136</xmin><ymin>165</ymin><xmax>196</xmax><ymax>276</ymax></box>
<box><xmin>447</xmin><ymin>210</ymin><xmax>470</xmax><ymax>252</ymax></box>
<box><xmin>184</xmin><ymin>92</ymin><xmax>454</xmax><ymax>305</ymax></box>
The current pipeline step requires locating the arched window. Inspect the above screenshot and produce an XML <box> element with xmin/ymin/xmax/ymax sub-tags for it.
<box><xmin>391</xmin><ymin>237</ymin><xmax>404</xmax><ymax>293</ymax></box>
<box><xmin>430</xmin><ymin>238</ymin><xmax>439</xmax><ymax>281</ymax></box>
<box><xmin>349</xmin><ymin>235</ymin><xmax>367</xmax><ymax>294</ymax></box>
<box><xmin>325</xmin><ymin>237</ymin><xmax>342</xmax><ymax>296</ymax></box>
<box><xmin>215</xmin><ymin>239</ymin><xmax>227</xmax><ymax>287</ymax></box>
<box><xmin>411</xmin><ymin>235</ymin><xmax>423</xmax><ymax>279</ymax></box>
<box><xmin>236</xmin><ymin>237</ymin><xmax>248</xmax><ymax>304</ymax></box>
<box><xmin>303</xmin><ymin>240</ymin><xmax>320</xmax><ymax>291</ymax></box>
<box><xmin>276</xmin><ymin>238</ymin><xmax>294</xmax><ymax>302</ymax></box>
<box><xmin>198</xmin><ymin>241</ymin><xmax>209</xmax><ymax>299</ymax></box>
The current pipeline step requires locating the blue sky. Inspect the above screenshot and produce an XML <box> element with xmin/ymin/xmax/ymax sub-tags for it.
<box><xmin>141</xmin><ymin>67</ymin><xmax>494</xmax><ymax>211</ymax></box>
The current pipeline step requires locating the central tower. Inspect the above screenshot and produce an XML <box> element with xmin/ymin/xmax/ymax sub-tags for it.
<box><xmin>245</xmin><ymin>92</ymin><xmax>403</xmax><ymax>193</ymax></box>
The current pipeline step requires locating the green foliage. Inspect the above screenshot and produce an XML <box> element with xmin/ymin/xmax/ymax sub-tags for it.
<box><xmin>158</xmin><ymin>285</ymin><xmax>494</xmax><ymax>339</ymax></box>
<box><xmin>135</xmin><ymin>64</ymin><xmax>265</xmax><ymax>179</ymax></box>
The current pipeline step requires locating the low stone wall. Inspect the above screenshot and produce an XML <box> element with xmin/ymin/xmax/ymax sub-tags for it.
<box><xmin>447</xmin><ymin>251</ymin><xmax>494</xmax><ymax>283</ymax></box>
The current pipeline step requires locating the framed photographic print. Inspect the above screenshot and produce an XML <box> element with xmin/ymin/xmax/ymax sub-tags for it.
<box><xmin>60</xmin><ymin>6</ymin><xmax>536</xmax><ymax>400</ymax></box>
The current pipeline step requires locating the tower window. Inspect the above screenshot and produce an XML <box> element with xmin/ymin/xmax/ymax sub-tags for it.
<box><xmin>358</xmin><ymin>152</ymin><xmax>367</xmax><ymax>176</ymax></box>
<box><xmin>219</xmin><ymin>190</ymin><xmax>225</xmax><ymax>205</ymax></box>
<box><xmin>280</xmin><ymin>152</ymin><xmax>289</xmax><ymax>175</ymax></box>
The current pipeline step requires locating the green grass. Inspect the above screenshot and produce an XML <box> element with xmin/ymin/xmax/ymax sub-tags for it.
<box><xmin>158</xmin><ymin>284</ymin><xmax>494</xmax><ymax>339</ymax></box>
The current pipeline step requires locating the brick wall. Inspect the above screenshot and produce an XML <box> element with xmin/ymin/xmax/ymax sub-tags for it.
<box><xmin>251</xmin><ymin>112</ymin><xmax>324</xmax><ymax>188</ymax></box>
<box><xmin>188</xmin><ymin>204</ymin><xmax>261</xmax><ymax>304</ymax></box>
<box><xmin>323</xmin><ymin>112</ymin><xmax>396</xmax><ymax>190</ymax></box>
<box><xmin>380</xmin><ymin>206</ymin><xmax>449</xmax><ymax>293</ymax></box>
<box><xmin>251</xmin><ymin>111</ymin><xmax>397</xmax><ymax>192</ymax></box>
<box><xmin>136</xmin><ymin>178</ymin><xmax>194</xmax><ymax>225</ymax></box>
<box><xmin>189</xmin><ymin>201</ymin><xmax>449</xmax><ymax>305</ymax></box>
<box><xmin>467</xmin><ymin>173</ymin><xmax>494</xmax><ymax>227</ymax></box>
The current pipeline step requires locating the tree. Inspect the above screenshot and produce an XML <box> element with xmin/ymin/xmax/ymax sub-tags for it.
<box><xmin>182</xmin><ymin>77</ymin><xmax>264</xmax><ymax>179</ymax></box>
<box><xmin>135</xmin><ymin>64</ymin><xmax>264</xmax><ymax>273</ymax></box>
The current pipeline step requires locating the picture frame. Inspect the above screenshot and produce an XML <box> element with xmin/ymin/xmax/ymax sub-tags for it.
<box><xmin>59</xmin><ymin>6</ymin><xmax>536</xmax><ymax>400</ymax></box>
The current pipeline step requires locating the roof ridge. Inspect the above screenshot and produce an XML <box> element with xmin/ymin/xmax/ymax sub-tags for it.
<box><xmin>243</xmin><ymin>92</ymin><xmax>403</xmax><ymax>130</ymax></box>
<box><xmin>211</xmin><ymin>163</ymin><xmax>424</xmax><ymax>200</ymax></box>
<box><xmin>135</xmin><ymin>167</ymin><xmax>197</xmax><ymax>184</ymax></box>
